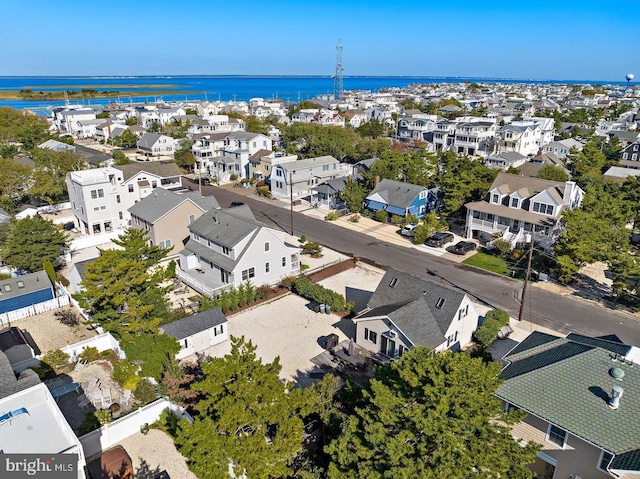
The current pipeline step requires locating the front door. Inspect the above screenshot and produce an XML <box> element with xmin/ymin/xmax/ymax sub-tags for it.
<box><xmin>380</xmin><ymin>336</ymin><xmax>396</xmax><ymax>357</ymax></box>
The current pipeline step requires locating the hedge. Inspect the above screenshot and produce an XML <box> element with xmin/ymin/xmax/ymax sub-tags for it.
<box><xmin>474</xmin><ymin>308</ymin><xmax>510</xmax><ymax>347</ymax></box>
<box><xmin>293</xmin><ymin>276</ymin><xmax>353</xmax><ymax>312</ymax></box>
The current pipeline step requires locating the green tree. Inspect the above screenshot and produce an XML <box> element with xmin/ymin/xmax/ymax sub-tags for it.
<box><xmin>326</xmin><ymin>347</ymin><xmax>539</xmax><ymax>478</ymax></box>
<box><xmin>245</xmin><ymin>115</ymin><xmax>270</xmax><ymax>135</ymax></box>
<box><xmin>114</xmin><ymin>129</ymin><xmax>139</xmax><ymax>148</ymax></box>
<box><xmin>340</xmin><ymin>179</ymin><xmax>366</xmax><ymax>212</ymax></box>
<box><xmin>411</xmin><ymin>212</ymin><xmax>447</xmax><ymax>245</ymax></box>
<box><xmin>536</xmin><ymin>164</ymin><xmax>568</xmax><ymax>182</ymax></box>
<box><xmin>567</xmin><ymin>140</ymin><xmax>606</xmax><ymax>181</ymax></box>
<box><xmin>356</xmin><ymin>119</ymin><xmax>385</xmax><ymax>139</ymax></box>
<box><xmin>96</xmin><ymin>111</ymin><xmax>110</xmax><ymax>119</ymax></box>
<box><xmin>125</xmin><ymin>117</ymin><xmax>137</xmax><ymax>126</ymax></box>
<box><xmin>175</xmin><ymin>336</ymin><xmax>313</xmax><ymax>479</ymax></box>
<box><xmin>111</xmin><ymin>149</ymin><xmax>130</xmax><ymax>165</ymax></box>
<box><xmin>0</xmin><ymin>158</ymin><xmax>32</xmax><ymax>211</ymax></box>
<box><xmin>30</xmin><ymin>148</ymin><xmax>85</xmax><ymax>204</ymax></box>
<box><xmin>3</xmin><ymin>215</ymin><xmax>68</xmax><ymax>272</ymax></box>
<box><xmin>174</xmin><ymin>140</ymin><xmax>195</xmax><ymax>170</ymax></box>
<box><xmin>0</xmin><ymin>107</ymin><xmax>51</xmax><ymax>151</ymax></box>
<box><xmin>77</xmin><ymin>229</ymin><xmax>171</xmax><ymax>333</ymax></box>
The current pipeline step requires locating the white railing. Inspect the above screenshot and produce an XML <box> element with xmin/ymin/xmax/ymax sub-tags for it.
<box><xmin>0</xmin><ymin>294</ymin><xmax>70</xmax><ymax>327</ymax></box>
<box><xmin>176</xmin><ymin>270</ymin><xmax>230</xmax><ymax>298</ymax></box>
<box><xmin>57</xmin><ymin>332</ymin><xmax>125</xmax><ymax>362</ymax></box>
<box><xmin>470</xmin><ymin>218</ymin><xmax>496</xmax><ymax>229</ymax></box>
<box><xmin>79</xmin><ymin>398</ymin><xmax>193</xmax><ymax>459</ymax></box>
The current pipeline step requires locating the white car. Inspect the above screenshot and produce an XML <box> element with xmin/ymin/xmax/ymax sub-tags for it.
<box><xmin>401</xmin><ymin>223</ymin><xmax>418</xmax><ymax>237</ymax></box>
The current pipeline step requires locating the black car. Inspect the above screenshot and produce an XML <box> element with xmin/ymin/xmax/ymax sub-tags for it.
<box><xmin>426</xmin><ymin>231</ymin><xmax>454</xmax><ymax>247</ymax></box>
<box><xmin>451</xmin><ymin>241</ymin><xmax>476</xmax><ymax>255</ymax></box>
<box><xmin>230</xmin><ymin>201</ymin><xmax>245</xmax><ymax>207</ymax></box>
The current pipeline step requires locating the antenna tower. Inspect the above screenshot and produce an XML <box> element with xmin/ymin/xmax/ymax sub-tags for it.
<box><xmin>333</xmin><ymin>41</ymin><xmax>344</xmax><ymax>100</ymax></box>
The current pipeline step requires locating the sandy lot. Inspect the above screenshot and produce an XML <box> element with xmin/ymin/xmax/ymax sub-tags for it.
<box><xmin>318</xmin><ymin>262</ymin><xmax>385</xmax><ymax>313</ymax></box>
<box><xmin>7</xmin><ymin>305</ymin><xmax>97</xmax><ymax>354</ymax></box>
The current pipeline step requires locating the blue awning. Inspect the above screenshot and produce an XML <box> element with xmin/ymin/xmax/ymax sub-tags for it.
<box><xmin>366</xmin><ymin>200</ymin><xmax>386</xmax><ymax>211</ymax></box>
<box><xmin>386</xmin><ymin>205</ymin><xmax>406</xmax><ymax>216</ymax></box>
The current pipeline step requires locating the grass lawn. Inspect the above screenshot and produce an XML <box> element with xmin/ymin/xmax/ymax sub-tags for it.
<box><xmin>463</xmin><ymin>252</ymin><xmax>513</xmax><ymax>276</ymax></box>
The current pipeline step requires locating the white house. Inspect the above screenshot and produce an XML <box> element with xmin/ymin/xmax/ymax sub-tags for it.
<box><xmin>52</xmin><ymin>106</ymin><xmax>97</xmax><ymax>136</ymax></box>
<box><xmin>177</xmin><ymin>205</ymin><xmax>300</xmax><ymax>297</ymax></box>
<box><xmin>136</xmin><ymin>132</ymin><xmax>176</xmax><ymax>156</ymax></box>
<box><xmin>542</xmin><ymin>138</ymin><xmax>584</xmax><ymax>159</ymax></box>
<box><xmin>497</xmin><ymin>122</ymin><xmax>542</xmax><ymax>156</ymax></box>
<box><xmin>465</xmin><ymin>172</ymin><xmax>584</xmax><ymax>251</ymax></box>
<box><xmin>65</xmin><ymin>162</ymin><xmax>183</xmax><ymax>236</ymax></box>
<box><xmin>353</xmin><ymin>269</ymin><xmax>479</xmax><ymax>357</ymax></box>
<box><xmin>215</xmin><ymin>132</ymin><xmax>273</xmax><ymax>180</ymax></box>
<box><xmin>160</xmin><ymin>308</ymin><xmax>228</xmax><ymax>360</ymax></box>
<box><xmin>269</xmin><ymin>156</ymin><xmax>351</xmax><ymax>198</ymax></box>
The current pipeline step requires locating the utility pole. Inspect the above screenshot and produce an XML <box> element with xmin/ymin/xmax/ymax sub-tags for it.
<box><xmin>518</xmin><ymin>231</ymin><xmax>535</xmax><ymax>321</ymax></box>
<box><xmin>289</xmin><ymin>171</ymin><xmax>294</xmax><ymax>236</ymax></box>
<box><xmin>198</xmin><ymin>159</ymin><xmax>202</xmax><ymax>196</ymax></box>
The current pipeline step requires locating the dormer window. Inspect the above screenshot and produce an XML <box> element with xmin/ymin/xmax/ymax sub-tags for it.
<box><xmin>492</xmin><ymin>194</ymin><xmax>500</xmax><ymax>204</ymax></box>
<box><xmin>511</xmin><ymin>197</ymin><xmax>519</xmax><ymax>208</ymax></box>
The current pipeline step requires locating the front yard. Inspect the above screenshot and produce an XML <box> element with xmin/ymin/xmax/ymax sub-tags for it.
<box><xmin>462</xmin><ymin>252</ymin><xmax>513</xmax><ymax>276</ymax></box>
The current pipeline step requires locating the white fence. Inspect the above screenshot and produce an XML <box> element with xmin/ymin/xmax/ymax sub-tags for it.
<box><xmin>0</xmin><ymin>294</ymin><xmax>70</xmax><ymax>327</ymax></box>
<box><xmin>58</xmin><ymin>332</ymin><xmax>125</xmax><ymax>362</ymax></box>
<box><xmin>79</xmin><ymin>398</ymin><xmax>193</xmax><ymax>459</ymax></box>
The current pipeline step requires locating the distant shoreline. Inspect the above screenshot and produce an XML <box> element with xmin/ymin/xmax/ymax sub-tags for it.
<box><xmin>0</xmin><ymin>89</ymin><xmax>195</xmax><ymax>101</ymax></box>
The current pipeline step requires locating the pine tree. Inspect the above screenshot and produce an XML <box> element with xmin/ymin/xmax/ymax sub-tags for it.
<box><xmin>176</xmin><ymin>336</ymin><xmax>313</xmax><ymax>479</ymax></box>
<box><xmin>3</xmin><ymin>215</ymin><xmax>68</xmax><ymax>272</ymax></box>
<box><xmin>327</xmin><ymin>347</ymin><xmax>539</xmax><ymax>478</ymax></box>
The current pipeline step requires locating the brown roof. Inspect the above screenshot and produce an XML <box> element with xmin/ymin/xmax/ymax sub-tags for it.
<box><xmin>248</xmin><ymin>149</ymin><xmax>273</xmax><ymax>162</ymax></box>
<box><xmin>116</xmin><ymin>162</ymin><xmax>182</xmax><ymax>181</ymax></box>
<box><xmin>466</xmin><ymin>200</ymin><xmax>563</xmax><ymax>225</ymax></box>
<box><xmin>489</xmin><ymin>172</ymin><xmax>566</xmax><ymax>203</ymax></box>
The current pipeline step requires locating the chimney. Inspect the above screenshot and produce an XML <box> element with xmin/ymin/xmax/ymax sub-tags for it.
<box><xmin>608</xmin><ymin>385</ymin><xmax>624</xmax><ymax>410</ymax></box>
<box><xmin>374</xmin><ymin>175</ymin><xmax>380</xmax><ymax>187</ymax></box>
<box><xmin>563</xmin><ymin>181</ymin><xmax>575</xmax><ymax>206</ymax></box>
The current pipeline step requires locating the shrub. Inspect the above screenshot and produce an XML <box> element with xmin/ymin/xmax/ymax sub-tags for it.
<box><xmin>166</xmin><ymin>260</ymin><xmax>177</xmax><ymax>278</ymax></box>
<box><xmin>56</xmin><ymin>272</ymin><xmax>70</xmax><ymax>286</ymax></box>
<box><xmin>79</xmin><ymin>347</ymin><xmax>99</xmax><ymax>362</ymax></box>
<box><xmin>43</xmin><ymin>260</ymin><xmax>56</xmax><ymax>284</ymax></box>
<box><xmin>490</xmin><ymin>239</ymin><xmax>512</xmax><ymax>258</ymax></box>
<box><xmin>54</xmin><ymin>308</ymin><xmax>80</xmax><ymax>327</ymax></box>
<box><xmin>293</xmin><ymin>276</ymin><xmax>350</xmax><ymax>311</ymax></box>
<box><xmin>230</xmin><ymin>173</ymin><xmax>238</xmax><ymax>181</ymax></box>
<box><xmin>119</xmin><ymin>334</ymin><xmax>180</xmax><ymax>380</ymax></box>
<box><xmin>122</xmin><ymin>375</ymin><xmax>141</xmax><ymax>392</ymax></box>
<box><xmin>78</xmin><ymin>412</ymin><xmax>101</xmax><ymax>435</ymax></box>
<box><xmin>134</xmin><ymin>379</ymin><xmax>158</xmax><ymax>404</ymax></box>
<box><xmin>474</xmin><ymin>308</ymin><xmax>510</xmax><ymax>347</ymax></box>
<box><xmin>279</xmin><ymin>275</ymin><xmax>297</xmax><ymax>290</ymax></box>
<box><xmin>299</xmin><ymin>235</ymin><xmax>307</xmax><ymax>243</ymax></box>
<box><xmin>391</xmin><ymin>215</ymin><xmax>404</xmax><ymax>226</ymax></box>
<box><xmin>349</xmin><ymin>214</ymin><xmax>360</xmax><ymax>223</ymax></box>
<box><xmin>95</xmin><ymin>410</ymin><xmax>112</xmax><ymax>426</ymax></box>
<box><xmin>374</xmin><ymin>209</ymin><xmax>388</xmax><ymax>223</ymax></box>
<box><xmin>42</xmin><ymin>349</ymin><xmax>70</xmax><ymax>369</ymax></box>
<box><xmin>325</xmin><ymin>211</ymin><xmax>339</xmax><ymax>221</ymax></box>
<box><xmin>300</xmin><ymin>263</ymin><xmax>309</xmax><ymax>271</ymax></box>
<box><xmin>153</xmin><ymin>410</ymin><xmax>180</xmax><ymax>437</ymax></box>
<box><xmin>256</xmin><ymin>186</ymin><xmax>271</xmax><ymax>198</ymax></box>
<box><xmin>301</xmin><ymin>241</ymin><xmax>323</xmax><ymax>256</ymax></box>
<box><xmin>113</xmin><ymin>359</ymin><xmax>138</xmax><ymax>386</ymax></box>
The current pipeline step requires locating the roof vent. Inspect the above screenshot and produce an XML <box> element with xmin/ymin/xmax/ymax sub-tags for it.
<box><xmin>608</xmin><ymin>385</ymin><xmax>624</xmax><ymax>410</ymax></box>
<box><xmin>435</xmin><ymin>298</ymin><xmax>446</xmax><ymax>309</ymax></box>
<box><xmin>610</xmin><ymin>367</ymin><xmax>625</xmax><ymax>381</ymax></box>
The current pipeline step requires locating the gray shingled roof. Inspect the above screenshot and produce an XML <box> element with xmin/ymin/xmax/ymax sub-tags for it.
<box><xmin>0</xmin><ymin>271</ymin><xmax>52</xmax><ymax>301</ymax></box>
<box><xmin>128</xmin><ymin>189</ymin><xmax>218</xmax><ymax>224</ymax></box>
<box><xmin>366</xmin><ymin>178</ymin><xmax>426</xmax><ymax>209</ymax></box>
<box><xmin>360</xmin><ymin>269</ymin><xmax>466</xmax><ymax>347</ymax></box>
<box><xmin>116</xmin><ymin>162</ymin><xmax>182</xmax><ymax>181</ymax></box>
<box><xmin>136</xmin><ymin>132</ymin><xmax>167</xmax><ymax>149</ymax></box>
<box><xmin>161</xmin><ymin>308</ymin><xmax>227</xmax><ymax>340</ymax></box>
<box><xmin>0</xmin><ymin>350</ymin><xmax>40</xmax><ymax>399</ymax></box>
<box><xmin>496</xmin><ymin>333</ymin><xmax>640</xmax><ymax>455</ymax></box>
<box><xmin>188</xmin><ymin>205</ymin><xmax>260</xmax><ymax>248</ymax></box>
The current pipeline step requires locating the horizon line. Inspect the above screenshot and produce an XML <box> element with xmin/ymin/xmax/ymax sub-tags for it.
<box><xmin>0</xmin><ymin>74</ymin><xmax>633</xmax><ymax>84</ymax></box>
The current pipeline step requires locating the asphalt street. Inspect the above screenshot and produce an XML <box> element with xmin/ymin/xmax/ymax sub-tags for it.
<box><xmin>206</xmin><ymin>184</ymin><xmax>640</xmax><ymax>345</ymax></box>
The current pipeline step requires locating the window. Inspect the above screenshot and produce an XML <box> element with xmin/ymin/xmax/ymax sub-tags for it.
<box><xmin>264</xmin><ymin>242</ymin><xmax>270</xmax><ymax>252</ymax></box>
<box><xmin>492</xmin><ymin>194</ymin><xmax>499</xmax><ymax>203</ymax></box>
<box><xmin>116</xmin><ymin>195</ymin><xmax>121</xmax><ymax>204</ymax></box>
<box><xmin>623</xmin><ymin>152</ymin><xmax>629</xmax><ymax>159</ymax></box>
<box><xmin>118</xmin><ymin>212</ymin><xmax>123</xmax><ymax>220</ymax></box>
<box><xmin>368</xmin><ymin>330</ymin><xmax>377</xmax><ymax>344</ymax></box>
<box><xmin>598</xmin><ymin>451</ymin><xmax>613</xmax><ymax>472</ymax></box>
<box><xmin>389</xmin><ymin>278</ymin><xmax>398</xmax><ymax>288</ymax></box>
<box><xmin>546</xmin><ymin>425</ymin><xmax>568</xmax><ymax>448</ymax></box>
<box><xmin>159</xmin><ymin>239</ymin><xmax>172</xmax><ymax>249</ymax></box>
<box><xmin>242</xmin><ymin>268</ymin><xmax>256</xmax><ymax>281</ymax></box>
<box><xmin>511</xmin><ymin>197</ymin><xmax>519</xmax><ymax>208</ymax></box>
<box><xmin>419</xmin><ymin>190</ymin><xmax>427</xmax><ymax>200</ymax></box>
<box><xmin>265</xmin><ymin>262</ymin><xmax>270</xmax><ymax>273</ymax></box>
<box><xmin>189</xmin><ymin>214</ymin><xmax>196</xmax><ymax>224</ymax></box>
<box><xmin>152</xmin><ymin>181</ymin><xmax>157</xmax><ymax>188</ymax></box>
<box><xmin>128</xmin><ymin>185</ymin><xmax>134</xmax><ymax>193</ymax></box>
<box><xmin>282</xmin><ymin>256</ymin><xmax>286</xmax><ymax>267</ymax></box>
<box><xmin>222</xmin><ymin>245</ymin><xmax>230</xmax><ymax>255</ymax></box>
<box><xmin>16</xmin><ymin>281</ymin><xmax>24</xmax><ymax>289</ymax></box>
<box><xmin>90</xmin><ymin>189</ymin><xmax>104</xmax><ymax>199</ymax></box>
<box><xmin>4</xmin><ymin>284</ymin><xmax>11</xmax><ymax>292</ymax></box>
<box><xmin>435</xmin><ymin>298</ymin><xmax>446</xmax><ymax>309</ymax></box>
<box><xmin>633</xmin><ymin>154</ymin><xmax>638</xmax><ymax>161</ymax></box>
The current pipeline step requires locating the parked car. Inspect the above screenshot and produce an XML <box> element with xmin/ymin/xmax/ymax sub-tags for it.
<box><xmin>230</xmin><ymin>201</ymin><xmax>245</xmax><ymax>207</ymax></box>
<box><xmin>451</xmin><ymin>241</ymin><xmax>476</xmax><ymax>255</ymax></box>
<box><xmin>426</xmin><ymin>231</ymin><xmax>454</xmax><ymax>247</ymax></box>
<box><xmin>193</xmin><ymin>177</ymin><xmax>211</xmax><ymax>186</ymax></box>
<box><xmin>401</xmin><ymin>223</ymin><xmax>418</xmax><ymax>237</ymax></box>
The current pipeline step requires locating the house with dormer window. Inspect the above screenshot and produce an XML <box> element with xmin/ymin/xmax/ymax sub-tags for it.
<box><xmin>269</xmin><ymin>156</ymin><xmax>351</xmax><ymax>198</ymax></box>
<box><xmin>620</xmin><ymin>141</ymin><xmax>640</xmax><ymax>169</ymax></box>
<box><xmin>352</xmin><ymin>269</ymin><xmax>479</xmax><ymax>357</ymax></box>
<box><xmin>364</xmin><ymin>178</ymin><xmax>443</xmax><ymax>219</ymax></box>
<box><xmin>465</xmin><ymin>172</ymin><xmax>584</xmax><ymax>251</ymax></box>
<box><xmin>177</xmin><ymin>205</ymin><xmax>300</xmax><ymax>297</ymax></box>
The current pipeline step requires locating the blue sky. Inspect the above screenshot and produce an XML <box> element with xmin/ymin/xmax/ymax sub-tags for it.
<box><xmin>2</xmin><ymin>0</ymin><xmax>637</xmax><ymax>80</ymax></box>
